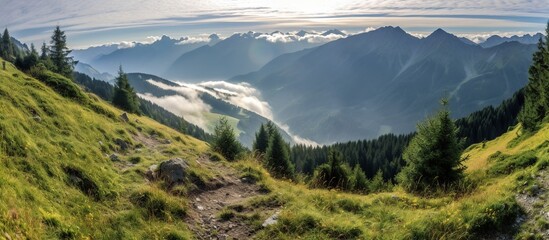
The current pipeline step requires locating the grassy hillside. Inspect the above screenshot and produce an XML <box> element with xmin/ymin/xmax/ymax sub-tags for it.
<box><xmin>0</xmin><ymin>59</ymin><xmax>215</xmax><ymax>239</ymax></box>
<box><xmin>224</xmin><ymin>124</ymin><xmax>548</xmax><ymax>239</ymax></box>
<box><xmin>0</xmin><ymin>57</ymin><xmax>547</xmax><ymax>239</ymax></box>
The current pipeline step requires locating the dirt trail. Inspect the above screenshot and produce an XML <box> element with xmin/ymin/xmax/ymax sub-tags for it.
<box><xmin>186</xmin><ymin>155</ymin><xmax>264</xmax><ymax>240</ymax></box>
<box><xmin>516</xmin><ymin>168</ymin><xmax>549</xmax><ymax>238</ymax></box>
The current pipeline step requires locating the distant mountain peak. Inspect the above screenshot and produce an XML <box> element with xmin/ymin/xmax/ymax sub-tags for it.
<box><xmin>322</xmin><ymin>29</ymin><xmax>345</xmax><ymax>36</ymax></box>
<box><xmin>296</xmin><ymin>30</ymin><xmax>309</xmax><ymax>37</ymax></box>
<box><xmin>426</xmin><ymin>28</ymin><xmax>461</xmax><ymax>42</ymax></box>
<box><xmin>209</xmin><ymin>34</ymin><xmax>220</xmax><ymax>41</ymax></box>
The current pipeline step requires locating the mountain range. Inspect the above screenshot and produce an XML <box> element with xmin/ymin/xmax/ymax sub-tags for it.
<box><xmin>79</xmin><ymin>35</ymin><xmax>221</xmax><ymax>76</ymax></box>
<box><xmin>164</xmin><ymin>31</ymin><xmax>341</xmax><ymax>82</ymax></box>
<box><xmin>231</xmin><ymin>27</ymin><xmax>538</xmax><ymax>143</ymax></box>
<box><xmin>480</xmin><ymin>33</ymin><xmax>544</xmax><ymax>48</ymax></box>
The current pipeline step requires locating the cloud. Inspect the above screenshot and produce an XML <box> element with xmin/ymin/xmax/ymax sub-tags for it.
<box><xmin>145</xmin><ymin>78</ymin><xmax>318</xmax><ymax>146</ymax></box>
<box><xmin>254</xmin><ymin>30</ymin><xmax>347</xmax><ymax>44</ymax></box>
<box><xmin>198</xmin><ymin>81</ymin><xmax>274</xmax><ymax>119</ymax></box>
<box><xmin>4</xmin><ymin>0</ymin><xmax>545</xmax><ymax>47</ymax></box>
<box><xmin>117</xmin><ymin>41</ymin><xmax>136</xmax><ymax>49</ymax></box>
<box><xmin>278</xmin><ymin>123</ymin><xmax>319</xmax><ymax>146</ymax></box>
<box><xmin>140</xmin><ymin>80</ymin><xmax>213</xmax><ymax>130</ymax></box>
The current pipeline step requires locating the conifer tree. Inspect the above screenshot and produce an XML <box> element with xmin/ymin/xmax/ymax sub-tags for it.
<box><xmin>253</xmin><ymin>123</ymin><xmax>270</xmax><ymax>155</ymax></box>
<box><xmin>112</xmin><ymin>66</ymin><xmax>140</xmax><ymax>114</ymax></box>
<box><xmin>398</xmin><ymin>100</ymin><xmax>465</xmax><ymax>193</ymax></box>
<box><xmin>351</xmin><ymin>164</ymin><xmax>369</xmax><ymax>192</ymax></box>
<box><xmin>49</xmin><ymin>26</ymin><xmax>76</xmax><ymax>78</ymax></box>
<box><xmin>312</xmin><ymin>149</ymin><xmax>351</xmax><ymax>190</ymax></box>
<box><xmin>0</xmin><ymin>28</ymin><xmax>14</xmax><ymax>61</ymax></box>
<box><xmin>212</xmin><ymin>117</ymin><xmax>241</xmax><ymax>161</ymax></box>
<box><xmin>518</xmin><ymin>21</ymin><xmax>549</xmax><ymax>131</ymax></box>
<box><xmin>265</xmin><ymin>127</ymin><xmax>295</xmax><ymax>179</ymax></box>
<box><xmin>40</xmin><ymin>42</ymin><xmax>49</xmax><ymax>60</ymax></box>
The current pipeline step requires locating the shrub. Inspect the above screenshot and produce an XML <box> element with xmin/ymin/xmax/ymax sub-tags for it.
<box><xmin>33</xmin><ymin>70</ymin><xmax>87</xmax><ymax>102</ymax></box>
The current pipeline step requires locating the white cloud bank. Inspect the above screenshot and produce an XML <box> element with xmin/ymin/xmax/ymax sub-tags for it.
<box><xmin>142</xmin><ymin>79</ymin><xmax>318</xmax><ymax>146</ymax></box>
<box><xmin>139</xmin><ymin>80</ymin><xmax>212</xmax><ymax>130</ymax></box>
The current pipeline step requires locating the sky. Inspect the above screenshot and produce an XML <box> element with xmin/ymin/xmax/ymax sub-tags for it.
<box><xmin>1</xmin><ymin>0</ymin><xmax>547</xmax><ymax>48</ymax></box>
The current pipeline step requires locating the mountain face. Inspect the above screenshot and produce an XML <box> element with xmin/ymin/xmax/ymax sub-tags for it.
<box><xmin>125</xmin><ymin>73</ymin><xmax>293</xmax><ymax>147</ymax></box>
<box><xmin>74</xmin><ymin>35</ymin><xmax>219</xmax><ymax>76</ymax></box>
<box><xmin>164</xmin><ymin>31</ymin><xmax>330</xmax><ymax>82</ymax></box>
<box><xmin>480</xmin><ymin>33</ymin><xmax>544</xmax><ymax>48</ymax></box>
<box><xmin>231</xmin><ymin>26</ymin><xmax>537</xmax><ymax>144</ymax></box>
<box><xmin>71</xmin><ymin>44</ymin><xmax>119</xmax><ymax>63</ymax></box>
<box><xmin>11</xmin><ymin>37</ymin><xmax>29</xmax><ymax>52</ymax></box>
<box><xmin>74</xmin><ymin>62</ymin><xmax>114</xmax><ymax>82</ymax></box>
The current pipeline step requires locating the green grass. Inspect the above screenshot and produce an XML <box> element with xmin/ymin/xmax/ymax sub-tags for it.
<box><xmin>0</xmin><ymin>59</ymin><xmax>208</xmax><ymax>239</ymax></box>
<box><xmin>231</xmin><ymin>123</ymin><xmax>549</xmax><ymax>239</ymax></box>
<box><xmin>1</xmin><ymin>58</ymin><xmax>548</xmax><ymax>239</ymax></box>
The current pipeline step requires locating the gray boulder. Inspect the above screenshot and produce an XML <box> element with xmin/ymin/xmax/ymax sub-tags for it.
<box><xmin>158</xmin><ymin>158</ymin><xmax>189</xmax><ymax>186</ymax></box>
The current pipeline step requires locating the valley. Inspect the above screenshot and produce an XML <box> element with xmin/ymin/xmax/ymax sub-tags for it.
<box><xmin>0</xmin><ymin>2</ymin><xmax>548</xmax><ymax>239</ymax></box>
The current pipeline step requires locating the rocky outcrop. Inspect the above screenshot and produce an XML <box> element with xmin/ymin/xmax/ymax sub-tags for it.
<box><xmin>158</xmin><ymin>158</ymin><xmax>189</xmax><ymax>186</ymax></box>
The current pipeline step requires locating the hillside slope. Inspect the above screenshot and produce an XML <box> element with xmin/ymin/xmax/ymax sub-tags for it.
<box><xmin>222</xmin><ymin>123</ymin><xmax>548</xmax><ymax>239</ymax></box>
<box><xmin>0</xmin><ymin>58</ymin><xmax>546</xmax><ymax>239</ymax></box>
<box><xmin>0</xmin><ymin>59</ymin><xmax>216</xmax><ymax>238</ymax></box>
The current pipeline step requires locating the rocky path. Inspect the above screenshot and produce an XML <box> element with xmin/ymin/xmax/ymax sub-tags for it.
<box><xmin>186</xmin><ymin>155</ymin><xmax>264</xmax><ymax>240</ymax></box>
<box><xmin>516</xmin><ymin>167</ymin><xmax>549</xmax><ymax>238</ymax></box>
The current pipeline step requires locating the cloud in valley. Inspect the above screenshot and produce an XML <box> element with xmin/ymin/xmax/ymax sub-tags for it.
<box><xmin>139</xmin><ymin>81</ymin><xmax>213</xmax><ymax>130</ymax></box>
<box><xmin>144</xmin><ymin>79</ymin><xmax>319</xmax><ymax>146</ymax></box>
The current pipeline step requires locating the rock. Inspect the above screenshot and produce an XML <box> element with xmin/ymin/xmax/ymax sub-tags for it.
<box><xmin>158</xmin><ymin>158</ymin><xmax>189</xmax><ymax>186</ymax></box>
<box><xmin>120</xmin><ymin>112</ymin><xmax>129</xmax><ymax>122</ymax></box>
<box><xmin>196</xmin><ymin>205</ymin><xmax>205</xmax><ymax>211</ymax></box>
<box><xmin>32</xmin><ymin>115</ymin><xmax>42</xmax><ymax>122</ymax></box>
<box><xmin>115</xmin><ymin>138</ymin><xmax>129</xmax><ymax>151</ymax></box>
<box><xmin>109</xmin><ymin>154</ymin><xmax>120</xmax><ymax>162</ymax></box>
<box><xmin>262</xmin><ymin>211</ymin><xmax>280</xmax><ymax>227</ymax></box>
<box><xmin>145</xmin><ymin>164</ymin><xmax>158</xmax><ymax>180</ymax></box>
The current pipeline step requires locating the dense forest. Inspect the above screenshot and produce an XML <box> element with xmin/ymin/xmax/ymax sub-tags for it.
<box><xmin>290</xmin><ymin>89</ymin><xmax>525</xmax><ymax>181</ymax></box>
<box><xmin>73</xmin><ymin>72</ymin><xmax>212</xmax><ymax>141</ymax></box>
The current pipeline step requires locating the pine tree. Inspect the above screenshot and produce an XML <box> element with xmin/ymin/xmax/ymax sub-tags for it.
<box><xmin>212</xmin><ymin>117</ymin><xmax>241</xmax><ymax>161</ymax></box>
<box><xmin>15</xmin><ymin>43</ymin><xmax>39</xmax><ymax>71</ymax></box>
<box><xmin>0</xmin><ymin>28</ymin><xmax>14</xmax><ymax>61</ymax></box>
<box><xmin>253</xmin><ymin>124</ymin><xmax>270</xmax><ymax>155</ymax></box>
<box><xmin>351</xmin><ymin>164</ymin><xmax>369</xmax><ymax>193</ymax></box>
<box><xmin>311</xmin><ymin>149</ymin><xmax>351</xmax><ymax>190</ymax></box>
<box><xmin>398</xmin><ymin>100</ymin><xmax>465</xmax><ymax>193</ymax></box>
<box><xmin>369</xmin><ymin>170</ymin><xmax>386</xmax><ymax>193</ymax></box>
<box><xmin>49</xmin><ymin>26</ymin><xmax>77</xmax><ymax>78</ymax></box>
<box><xmin>40</xmin><ymin>42</ymin><xmax>49</xmax><ymax>60</ymax></box>
<box><xmin>112</xmin><ymin>66</ymin><xmax>140</xmax><ymax>114</ymax></box>
<box><xmin>265</xmin><ymin>127</ymin><xmax>294</xmax><ymax>179</ymax></box>
<box><xmin>519</xmin><ymin>21</ymin><xmax>549</xmax><ymax>131</ymax></box>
